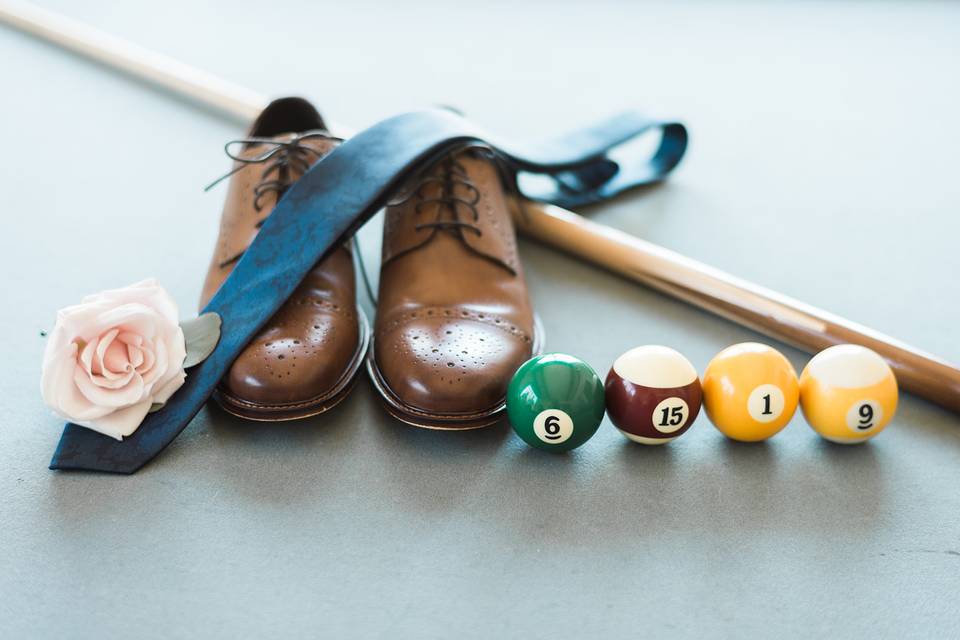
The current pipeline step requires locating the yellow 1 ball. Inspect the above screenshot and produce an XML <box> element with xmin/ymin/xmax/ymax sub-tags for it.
<box><xmin>702</xmin><ymin>343</ymin><xmax>800</xmax><ymax>442</ymax></box>
<box><xmin>799</xmin><ymin>344</ymin><xmax>898</xmax><ymax>444</ymax></box>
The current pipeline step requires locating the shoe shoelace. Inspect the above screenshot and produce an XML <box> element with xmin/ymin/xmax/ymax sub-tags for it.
<box><xmin>205</xmin><ymin>131</ymin><xmax>341</xmax><ymax>267</ymax></box>
<box><xmin>388</xmin><ymin>154</ymin><xmax>484</xmax><ymax>239</ymax></box>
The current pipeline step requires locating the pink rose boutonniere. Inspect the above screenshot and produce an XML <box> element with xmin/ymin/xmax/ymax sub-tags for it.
<box><xmin>40</xmin><ymin>279</ymin><xmax>219</xmax><ymax>440</ymax></box>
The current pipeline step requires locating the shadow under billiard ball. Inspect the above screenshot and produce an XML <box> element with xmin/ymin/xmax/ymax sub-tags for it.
<box><xmin>605</xmin><ymin>345</ymin><xmax>702</xmax><ymax>445</ymax></box>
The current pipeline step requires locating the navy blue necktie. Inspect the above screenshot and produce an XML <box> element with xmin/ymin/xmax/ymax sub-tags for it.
<box><xmin>49</xmin><ymin>109</ymin><xmax>687</xmax><ymax>473</ymax></box>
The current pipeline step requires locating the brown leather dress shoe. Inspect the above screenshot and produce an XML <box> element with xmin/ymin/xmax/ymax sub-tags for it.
<box><xmin>368</xmin><ymin>148</ymin><xmax>542</xmax><ymax>429</ymax></box>
<box><xmin>200</xmin><ymin>97</ymin><xmax>369</xmax><ymax>421</ymax></box>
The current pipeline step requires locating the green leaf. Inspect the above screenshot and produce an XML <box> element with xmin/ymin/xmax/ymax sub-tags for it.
<box><xmin>180</xmin><ymin>312</ymin><xmax>222</xmax><ymax>368</ymax></box>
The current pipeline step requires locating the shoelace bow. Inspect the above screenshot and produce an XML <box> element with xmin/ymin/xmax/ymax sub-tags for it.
<box><xmin>205</xmin><ymin>131</ymin><xmax>341</xmax><ymax>267</ymax></box>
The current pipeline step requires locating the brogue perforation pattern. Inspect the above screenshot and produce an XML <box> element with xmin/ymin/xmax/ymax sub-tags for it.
<box><xmin>381</xmin><ymin>306</ymin><xmax>532</xmax><ymax>344</ymax></box>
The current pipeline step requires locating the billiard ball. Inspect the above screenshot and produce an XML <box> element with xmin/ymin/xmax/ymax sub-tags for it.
<box><xmin>605</xmin><ymin>345</ymin><xmax>702</xmax><ymax>445</ymax></box>
<box><xmin>799</xmin><ymin>344</ymin><xmax>898</xmax><ymax>444</ymax></box>
<box><xmin>702</xmin><ymin>342</ymin><xmax>800</xmax><ymax>442</ymax></box>
<box><xmin>506</xmin><ymin>353</ymin><xmax>606</xmax><ymax>452</ymax></box>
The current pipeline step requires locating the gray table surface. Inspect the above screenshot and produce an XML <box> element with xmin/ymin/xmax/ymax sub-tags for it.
<box><xmin>2</xmin><ymin>1</ymin><xmax>959</xmax><ymax>638</ymax></box>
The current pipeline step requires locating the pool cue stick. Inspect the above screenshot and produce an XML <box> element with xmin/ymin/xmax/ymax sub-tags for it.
<box><xmin>3</xmin><ymin>0</ymin><xmax>959</xmax><ymax>415</ymax></box>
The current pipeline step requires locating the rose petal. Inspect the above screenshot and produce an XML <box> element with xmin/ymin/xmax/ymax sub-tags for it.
<box><xmin>41</xmin><ymin>343</ymin><xmax>113</xmax><ymax>422</ymax></box>
<box><xmin>78</xmin><ymin>331</ymin><xmax>136</xmax><ymax>390</ymax></box>
<box><xmin>97</xmin><ymin>304</ymin><xmax>160</xmax><ymax>341</ymax></box>
<box><xmin>140</xmin><ymin>338</ymin><xmax>168</xmax><ymax>391</ymax></box>
<box><xmin>166</xmin><ymin>326</ymin><xmax>187</xmax><ymax>372</ymax></box>
<box><xmin>94</xmin><ymin>328</ymin><xmax>118</xmax><ymax>369</ymax></box>
<box><xmin>117</xmin><ymin>332</ymin><xmax>143</xmax><ymax>347</ymax></box>
<box><xmin>151</xmin><ymin>369</ymin><xmax>186</xmax><ymax>405</ymax></box>
<box><xmin>88</xmin><ymin>279</ymin><xmax>180</xmax><ymax>328</ymax></box>
<box><xmin>94</xmin><ymin>328</ymin><xmax>128</xmax><ymax>380</ymax></box>
<box><xmin>118</xmin><ymin>332</ymin><xmax>144</xmax><ymax>370</ymax></box>
<box><xmin>90</xmin><ymin>369</ymin><xmax>135</xmax><ymax>390</ymax></box>
<box><xmin>148</xmin><ymin>329</ymin><xmax>186</xmax><ymax>403</ymax></box>
<box><xmin>79</xmin><ymin>338</ymin><xmax>98</xmax><ymax>376</ymax></box>
<box><xmin>127</xmin><ymin>343</ymin><xmax>144</xmax><ymax>369</ymax></box>
<box><xmin>73</xmin><ymin>398</ymin><xmax>153</xmax><ymax>440</ymax></box>
<box><xmin>137</xmin><ymin>342</ymin><xmax>156</xmax><ymax>376</ymax></box>
<box><xmin>74</xmin><ymin>364</ymin><xmax>144</xmax><ymax>408</ymax></box>
<box><xmin>48</xmin><ymin>299</ymin><xmax>113</xmax><ymax>351</ymax></box>
<box><xmin>102</xmin><ymin>334</ymin><xmax>132</xmax><ymax>374</ymax></box>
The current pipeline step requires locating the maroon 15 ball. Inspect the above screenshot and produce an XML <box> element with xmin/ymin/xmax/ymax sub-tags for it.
<box><xmin>605</xmin><ymin>345</ymin><xmax>702</xmax><ymax>445</ymax></box>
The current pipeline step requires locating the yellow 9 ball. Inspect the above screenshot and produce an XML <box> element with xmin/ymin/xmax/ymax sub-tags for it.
<box><xmin>799</xmin><ymin>344</ymin><xmax>897</xmax><ymax>444</ymax></box>
<box><xmin>702</xmin><ymin>342</ymin><xmax>800</xmax><ymax>442</ymax></box>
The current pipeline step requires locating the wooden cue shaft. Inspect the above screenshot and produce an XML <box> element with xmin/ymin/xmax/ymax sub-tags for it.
<box><xmin>3</xmin><ymin>0</ymin><xmax>959</xmax><ymax>414</ymax></box>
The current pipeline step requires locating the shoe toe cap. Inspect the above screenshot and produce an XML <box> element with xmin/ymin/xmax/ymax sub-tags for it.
<box><xmin>375</xmin><ymin>316</ymin><xmax>533</xmax><ymax>417</ymax></box>
<box><xmin>223</xmin><ymin>310</ymin><xmax>360</xmax><ymax>409</ymax></box>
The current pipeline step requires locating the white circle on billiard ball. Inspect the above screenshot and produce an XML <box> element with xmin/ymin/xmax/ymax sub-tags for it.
<box><xmin>747</xmin><ymin>384</ymin><xmax>785</xmax><ymax>423</ymax></box>
<box><xmin>846</xmin><ymin>400</ymin><xmax>882</xmax><ymax>433</ymax></box>
<box><xmin>806</xmin><ymin>345</ymin><xmax>890</xmax><ymax>388</ymax></box>
<box><xmin>533</xmin><ymin>409</ymin><xmax>573</xmax><ymax>444</ymax></box>
<box><xmin>651</xmin><ymin>397</ymin><xmax>690</xmax><ymax>434</ymax></box>
<box><xmin>613</xmin><ymin>345</ymin><xmax>698</xmax><ymax>388</ymax></box>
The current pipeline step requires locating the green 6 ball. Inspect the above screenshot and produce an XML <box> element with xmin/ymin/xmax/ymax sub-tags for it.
<box><xmin>506</xmin><ymin>353</ymin><xmax>606</xmax><ymax>452</ymax></box>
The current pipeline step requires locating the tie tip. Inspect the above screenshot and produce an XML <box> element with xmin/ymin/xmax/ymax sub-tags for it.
<box><xmin>49</xmin><ymin>451</ymin><xmax>142</xmax><ymax>475</ymax></box>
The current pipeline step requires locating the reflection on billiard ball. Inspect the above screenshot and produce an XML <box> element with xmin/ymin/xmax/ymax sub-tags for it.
<box><xmin>506</xmin><ymin>353</ymin><xmax>606</xmax><ymax>452</ymax></box>
<box><xmin>605</xmin><ymin>345</ymin><xmax>701</xmax><ymax>445</ymax></box>
<box><xmin>800</xmin><ymin>344</ymin><xmax>898</xmax><ymax>444</ymax></box>
<box><xmin>702</xmin><ymin>342</ymin><xmax>800</xmax><ymax>442</ymax></box>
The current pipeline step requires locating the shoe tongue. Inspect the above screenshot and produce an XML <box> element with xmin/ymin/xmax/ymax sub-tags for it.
<box><xmin>456</xmin><ymin>153</ymin><xmax>521</xmax><ymax>274</ymax></box>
